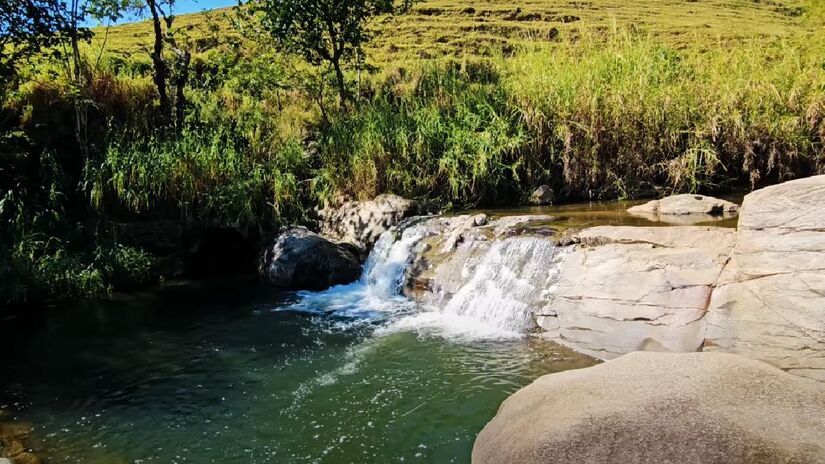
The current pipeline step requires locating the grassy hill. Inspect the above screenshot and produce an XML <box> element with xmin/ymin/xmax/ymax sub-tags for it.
<box><xmin>95</xmin><ymin>0</ymin><xmax>822</xmax><ymax>64</ymax></box>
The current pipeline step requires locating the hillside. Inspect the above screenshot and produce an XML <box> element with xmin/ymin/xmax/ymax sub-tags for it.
<box><xmin>95</xmin><ymin>0</ymin><xmax>820</xmax><ymax>63</ymax></box>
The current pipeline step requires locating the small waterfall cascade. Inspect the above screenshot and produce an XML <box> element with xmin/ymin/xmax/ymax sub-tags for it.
<box><xmin>286</xmin><ymin>221</ymin><xmax>431</xmax><ymax>319</ymax></box>
<box><xmin>439</xmin><ymin>237</ymin><xmax>568</xmax><ymax>333</ymax></box>
<box><xmin>360</xmin><ymin>224</ymin><xmax>430</xmax><ymax>299</ymax></box>
<box><xmin>290</xmin><ymin>216</ymin><xmax>568</xmax><ymax>338</ymax></box>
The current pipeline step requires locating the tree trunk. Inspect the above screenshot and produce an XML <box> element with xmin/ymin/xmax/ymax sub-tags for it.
<box><xmin>146</xmin><ymin>0</ymin><xmax>170</xmax><ymax>121</ymax></box>
<box><xmin>331</xmin><ymin>57</ymin><xmax>347</xmax><ymax>111</ymax></box>
<box><xmin>173</xmin><ymin>48</ymin><xmax>191</xmax><ymax>131</ymax></box>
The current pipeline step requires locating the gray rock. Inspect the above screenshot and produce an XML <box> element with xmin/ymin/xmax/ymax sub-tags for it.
<box><xmin>317</xmin><ymin>194</ymin><xmax>418</xmax><ymax>251</ymax></box>
<box><xmin>628</xmin><ymin>193</ymin><xmax>739</xmax><ymax>216</ymax></box>
<box><xmin>258</xmin><ymin>227</ymin><xmax>361</xmax><ymax>290</ymax></box>
<box><xmin>528</xmin><ymin>185</ymin><xmax>555</xmax><ymax>205</ymax></box>
<box><xmin>538</xmin><ymin>226</ymin><xmax>735</xmax><ymax>358</ymax></box>
<box><xmin>705</xmin><ymin>175</ymin><xmax>825</xmax><ymax>382</ymax></box>
<box><xmin>474</xmin><ymin>352</ymin><xmax>825</xmax><ymax>464</ymax></box>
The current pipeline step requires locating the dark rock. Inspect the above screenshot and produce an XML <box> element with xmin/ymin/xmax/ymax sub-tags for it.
<box><xmin>258</xmin><ymin>227</ymin><xmax>361</xmax><ymax>290</ymax></box>
<box><xmin>529</xmin><ymin>185</ymin><xmax>555</xmax><ymax>205</ymax></box>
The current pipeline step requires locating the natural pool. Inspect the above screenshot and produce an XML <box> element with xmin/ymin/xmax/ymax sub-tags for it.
<box><xmin>0</xmin><ymin>199</ymin><xmax>740</xmax><ymax>463</ymax></box>
<box><xmin>0</xmin><ymin>278</ymin><xmax>596</xmax><ymax>463</ymax></box>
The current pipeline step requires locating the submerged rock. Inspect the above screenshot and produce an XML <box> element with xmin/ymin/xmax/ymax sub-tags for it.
<box><xmin>258</xmin><ymin>227</ymin><xmax>361</xmax><ymax>290</ymax></box>
<box><xmin>0</xmin><ymin>420</ymin><xmax>40</xmax><ymax>464</ymax></box>
<box><xmin>538</xmin><ymin>226</ymin><xmax>736</xmax><ymax>358</ymax></box>
<box><xmin>528</xmin><ymin>185</ymin><xmax>555</xmax><ymax>205</ymax></box>
<box><xmin>317</xmin><ymin>194</ymin><xmax>418</xmax><ymax>252</ymax></box>
<box><xmin>705</xmin><ymin>175</ymin><xmax>825</xmax><ymax>381</ymax></box>
<box><xmin>474</xmin><ymin>352</ymin><xmax>825</xmax><ymax>464</ymax></box>
<box><xmin>627</xmin><ymin>194</ymin><xmax>739</xmax><ymax>224</ymax></box>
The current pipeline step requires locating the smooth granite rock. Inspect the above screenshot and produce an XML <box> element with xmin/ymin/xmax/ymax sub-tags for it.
<box><xmin>537</xmin><ymin>226</ymin><xmax>735</xmax><ymax>358</ymax></box>
<box><xmin>474</xmin><ymin>352</ymin><xmax>825</xmax><ymax>464</ymax></box>
<box><xmin>705</xmin><ymin>175</ymin><xmax>825</xmax><ymax>382</ymax></box>
<box><xmin>628</xmin><ymin>194</ymin><xmax>739</xmax><ymax>216</ymax></box>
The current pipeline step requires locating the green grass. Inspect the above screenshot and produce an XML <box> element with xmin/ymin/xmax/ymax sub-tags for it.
<box><xmin>92</xmin><ymin>0</ymin><xmax>822</xmax><ymax>65</ymax></box>
<box><xmin>4</xmin><ymin>0</ymin><xmax>825</xmax><ymax>306</ymax></box>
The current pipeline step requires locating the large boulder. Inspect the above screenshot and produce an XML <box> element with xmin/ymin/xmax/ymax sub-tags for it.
<box><xmin>258</xmin><ymin>227</ymin><xmax>361</xmax><ymax>290</ymax></box>
<box><xmin>317</xmin><ymin>194</ymin><xmax>418</xmax><ymax>251</ymax></box>
<box><xmin>705</xmin><ymin>175</ymin><xmax>825</xmax><ymax>381</ymax></box>
<box><xmin>474</xmin><ymin>352</ymin><xmax>825</xmax><ymax>464</ymax></box>
<box><xmin>537</xmin><ymin>226</ymin><xmax>735</xmax><ymax>358</ymax></box>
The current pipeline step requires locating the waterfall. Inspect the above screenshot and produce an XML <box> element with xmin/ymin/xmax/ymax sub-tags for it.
<box><xmin>288</xmin><ymin>217</ymin><xmax>567</xmax><ymax>339</ymax></box>
<box><xmin>440</xmin><ymin>237</ymin><xmax>567</xmax><ymax>333</ymax></box>
<box><xmin>360</xmin><ymin>224</ymin><xmax>430</xmax><ymax>298</ymax></box>
<box><xmin>285</xmin><ymin>221</ymin><xmax>430</xmax><ymax>321</ymax></box>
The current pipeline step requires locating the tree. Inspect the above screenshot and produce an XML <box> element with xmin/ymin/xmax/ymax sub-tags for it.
<box><xmin>143</xmin><ymin>0</ymin><xmax>191</xmax><ymax>130</ymax></box>
<box><xmin>0</xmin><ymin>0</ymin><xmax>75</xmax><ymax>87</ymax></box>
<box><xmin>255</xmin><ymin>0</ymin><xmax>415</xmax><ymax>109</ymax></box>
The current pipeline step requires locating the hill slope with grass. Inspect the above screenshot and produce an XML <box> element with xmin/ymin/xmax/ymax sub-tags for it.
<box><xmin>96</xmin><ymin>0</ymin><xmax>823</xmax><ymax>63</ymax></box>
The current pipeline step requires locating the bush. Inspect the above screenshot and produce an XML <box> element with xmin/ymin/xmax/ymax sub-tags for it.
<box><xmin>315</xmin><ymin>64</ymin><xmax>527</xmax><ymax>206</ymax></box>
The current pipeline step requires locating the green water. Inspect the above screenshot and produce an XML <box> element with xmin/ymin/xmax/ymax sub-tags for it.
<box><xmin>0</xmin><ymin>279</ymin><xmax>595</xmax><ymax>463</ymax></box>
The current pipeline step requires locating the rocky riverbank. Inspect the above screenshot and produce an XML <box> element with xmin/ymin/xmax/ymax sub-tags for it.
<box><xmin>254</xmin><ymin>175</ymin><xmax>825</xmax><ymax>463</ymax></box>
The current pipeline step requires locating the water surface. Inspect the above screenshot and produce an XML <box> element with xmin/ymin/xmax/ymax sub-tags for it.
<box><xmin>0</xmin><ymin>279</ymin><xmax>594</xmax><ymax>464</ymax></box>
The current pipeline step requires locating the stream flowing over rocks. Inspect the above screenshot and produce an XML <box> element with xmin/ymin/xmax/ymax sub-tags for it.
<box><xmin>302</xmin><ymin>175</ymin><xmax>824</xmax><ymax>380</ymax></box>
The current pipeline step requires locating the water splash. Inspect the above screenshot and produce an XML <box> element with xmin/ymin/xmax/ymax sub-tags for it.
<box><xmin>284</xmin><ymin>223</ymin><xmax>431</xmax><ymax>323</ymax></box>
<box><xmin>286</xmin><ymin>219</ymin><xmax>567</xmax><ymax>340</ymax></box>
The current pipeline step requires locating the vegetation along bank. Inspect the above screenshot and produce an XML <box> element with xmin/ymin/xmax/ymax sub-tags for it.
<box><xmin>1</xmin><ymin>0</ymin><xmax>824</xmax><ymax>309</ymax></box>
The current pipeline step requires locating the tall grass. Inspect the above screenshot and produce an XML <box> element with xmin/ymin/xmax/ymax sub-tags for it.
<box><xmin>315</xmin><ymin>31</ymin><xmax>825</xmax><ymax>204</ymax></box>
<box><xmin>5</xmin><ymin>20</ymin><xmax>825</xmax><ymax>306</ymax></box>
<box><xmin>315</xmin><ymin>63</ymin><xmax>526</xmax><ymax>206</ymax></box>
<box><xmin>92</xmin><ymin>128</ymin><xmax>309</xmax><ymax>226</ymax></box>
<box><xmin>505</xmin><ymin>32</ymin><xmax>825</xmax><ymax>197</ymax></box>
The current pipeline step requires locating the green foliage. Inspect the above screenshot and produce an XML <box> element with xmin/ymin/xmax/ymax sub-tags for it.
<box><xmin>254</xmin><ymin>0</ymin><xmax>416</xmax><ymax>105</ymax></box>
<box><xmin>10</xmin><ymin>234</ymin><xmax>108</xmax><ymax>304</ymax></box>
<box><xmin>92</xmin><ymin>127</ymin><xmax>310</xmax><ymax>227</ymax></box>
<box><xmin>0</xmin><ymin>170</ymin><xmax>157</xmax><ymax>307</ymax></box>
<box><xmin>0</xmin><ymin>0</ymin><xmax>83</xmax><ymax>84</ymax></box>
<box><xmin>315</xmin><ymin>64</ymin><xmax>526</xmax><ymax>205</ymax></box>
<box><xmin>3</xmin><ymin>0</ymin><xmax>825</xmax><ymax>309</ymax></box>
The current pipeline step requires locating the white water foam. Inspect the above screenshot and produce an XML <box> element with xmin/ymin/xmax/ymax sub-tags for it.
<box><xmin>283</xmin><ymin>224</ymin><xmax>429</xmax><ymax>323</ymax></box>
<box><xmin>284</xmin><ymin>220</ymin><xmax>567</xmax><ymax>342</ymax></box>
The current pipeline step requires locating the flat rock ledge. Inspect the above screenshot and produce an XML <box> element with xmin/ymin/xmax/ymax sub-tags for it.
<box><xmin>537</xmin><ymin>225</ymin><xmax>736</xmax><ymax>359</ymax></box>
<box><xmin>534</xmin><ymin>175</ymin><xmax>825</xmax><ymax>381</ymax></box>
<box><xmin>704</xmin><ymin>175</ymin><xmax>825</xmax><ymax>381</ymax></box>
<box><xmin>628</xmin><ymin>193</ymin><xmax>740</xmax><ymax>215</ymax></box>
<box><xmin>474</xmin><ymin>352</ymin><xmax>825</xmax><ymax>464</ymax></box>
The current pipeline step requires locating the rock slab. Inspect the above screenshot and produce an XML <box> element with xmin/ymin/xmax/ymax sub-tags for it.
<box><xmin>628</xmin><ymin>193</ymin><xmax>739</xmax><ymax>215</ymax></box>
<box><xmin>705</xmin><ymin>175</ymin><xmax>825</xmax><ymax>381</ymax></box>
<box><xmin>258</xmin><ymin>227</ymin><xmax>361</xmax><ymax>290</ymax></box>
<box><xmin>538</xmin><ymin>226</ymin><xmax>735</xmax><ymax>358</ymax></box>
<box><xmin>473</xmin><ymin>352</ymin><xmax>825</xmax><ymax>464</ymax></box>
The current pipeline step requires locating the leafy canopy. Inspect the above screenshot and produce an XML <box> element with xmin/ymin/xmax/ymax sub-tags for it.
<box><xmin>255</xmin><ymin>0</ymin><xmax>415</xmax><ymax>66</ymax></box>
